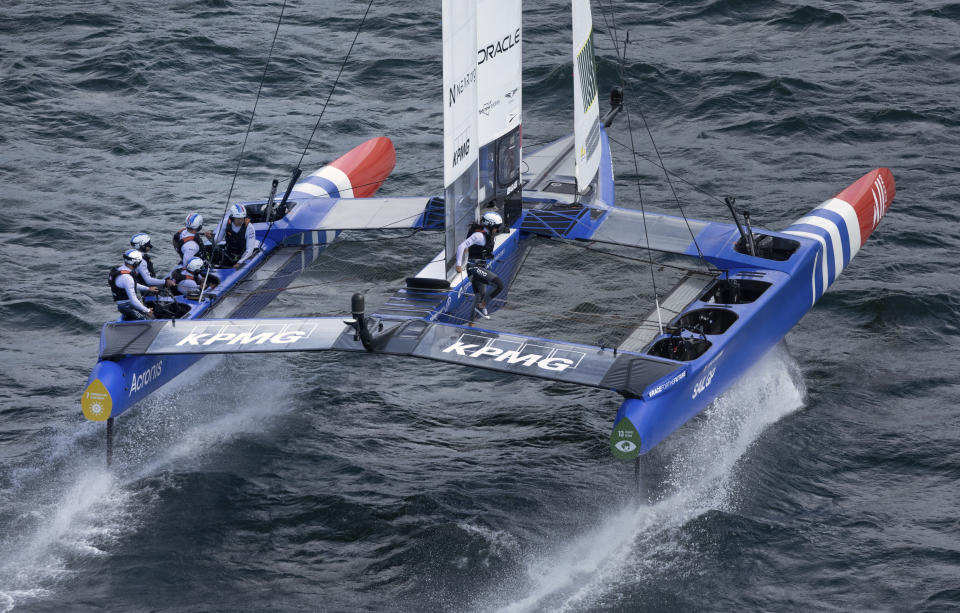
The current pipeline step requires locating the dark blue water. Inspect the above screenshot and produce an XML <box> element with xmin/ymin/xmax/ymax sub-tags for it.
<box><xmin>1</xmin><ymin>1</ymin><xmax>958</xmax><ymax>611</ymax></box>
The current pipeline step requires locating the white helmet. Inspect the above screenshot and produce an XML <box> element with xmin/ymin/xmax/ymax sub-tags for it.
<box><xmin>229</xmin><ymin>204</ymin><xmax>247</xmax><ymax>220</ymax></box>
<box><xmin>481</xmin><ymin>211</ymin><xmax>503</xmax><ymax>228</ymax></box>
<box><xmin>185</xmin><ymin>213</ymin><xmax>204</xmax><ymax>230</ymax></box>
<box><xmin>130</xmin><ymin>233</ymin><xmax>151</xmax><ymax>250</ymax></box>
<box><xmin>186</xmin><ymin>257</ymin><xmax>206</xmax><ymax>274</ymax></box>
<box><xmin>123</xmin><ymin>249</ymin><xmax>143</xmax><ymax>267</ymax></box>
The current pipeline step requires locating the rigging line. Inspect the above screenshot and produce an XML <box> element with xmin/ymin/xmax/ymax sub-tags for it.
<box><xmin>601</xmin><ymin>13</ymin><xmax>706</xmax><ymax>268</ymax></box>
<box><xmin>606</xmin><ymin>135</ymin><xmax>728</xmax><ymax>206</ymax></box>
<box><xmin>296</xmin><ymin>0</ymin><xmax>376</xmax><ymax>169</ymax></box>
<box><xmin>201</xmin><ymin>0</ymin><xmax>288</xmax><ymax>302</ymax></box>
<box><xmin>595</xmin><ymin>3</ymin><xmax>665</xmax><ymax>335</ymax></box>
<box><xmin>220</xmin><ymin>0</ymin><xmax>287</xmax><ymax>218</ymax></box>
<box><xmin>598</xmin><ymin>0</ymin><xmax>622</xmax><ymax>63</ymax></box>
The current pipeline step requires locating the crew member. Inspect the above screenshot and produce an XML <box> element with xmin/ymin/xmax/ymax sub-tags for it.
<box><xmin>173</xmin><ymin>212</ymin><xmax>213</xmax><ymax>268</ymax></box>
<box><xmin>213</xmin><ymin>204</ymin><xmax>257</xmax><ymax>268</ymax></box>
<box><xmin>170</xmin><ymin>257</ymin><xmax>218</xmax><ymax>296</ymax></box>
<box><xmin>130</xmin><ymin>233</ymin><xmax>176</xmax><ymax>288</ymax></box>
<box><xmin>454</xmin><ymin>211</ymin><xmax>505</xmax><ymax>320</ymax></box>
<box><xmin>108</xmin><ymin>249</ymin><xmax>157</xmax><ymax>320</ymax></box>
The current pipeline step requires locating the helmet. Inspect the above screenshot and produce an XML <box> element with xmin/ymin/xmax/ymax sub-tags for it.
<box><xmin>123</xmin><ymin>249</ymin><xmax>143</xmax><ymax>267</ymax></box>
<box><xmin>229</xmin><ymin>204</ymin><xmax>247</xmax><ymax>220</ymax></box>
<box><xmin>185</xmin><ymin>213</ymin><xmax>204</xmax><ymax>230</ymax></box>
<box><xmin>481</xmin><ymin>211</ymin><xmax>503</xmax><ymax>228</ymax></box>
<box><xmin>130</xmin><ymin>233</ymin><xmax>152</xmax><ymax>250</ymax></box>
<box><xmin>186</xmin><ymin>257</ymin><xmax>206</xmax><ymax>274</ymax></box>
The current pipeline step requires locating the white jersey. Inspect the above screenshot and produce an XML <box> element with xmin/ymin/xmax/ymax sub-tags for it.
<box><xmin>135</xmin><ymin>258</ymin><xmax>166</xmax><ymax>287</ymax></box>
<box><xmin>177</xmin><ymin>228</ymin><xmax>203</xmax><ymax>268</ymax></box>
<box><xmin>114</xmin><ymin>272</ymin><xmax>150</xmax><ymax>313</ymax></box>
<box><xmin>175</xmin><ymin>270</ymin><xmax>202</xmax><ymax>295</ymax></box>
<box><xmin>455</xmin><ymin>230</ymin><xmax>487</xmax><ymax>268</ymax></box>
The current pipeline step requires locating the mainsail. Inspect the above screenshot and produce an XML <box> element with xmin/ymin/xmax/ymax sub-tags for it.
<box><xmin>442</xmin><ymin>0</ymin><xmax>480</xmax><ymax>277</ymax></box>
<box><xmin>572</xmin><ymin>0</ymin><xmax>601</xmax><ymax>193</ymax></box>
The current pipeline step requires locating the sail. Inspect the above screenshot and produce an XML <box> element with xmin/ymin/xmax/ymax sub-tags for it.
<box><xmin>442</xmin><ymin>0</ymin><xmax>480</xmax><ymax>276</ymax></box>
<box><xmin>476</xmin><ymin>0</ymin><xmax>523</xmax><ymax>209</ymax></box>
<box><xmin>572</xmin><ymin>0</ymin><xmax>601</xmax><ymax>194</ymax></box>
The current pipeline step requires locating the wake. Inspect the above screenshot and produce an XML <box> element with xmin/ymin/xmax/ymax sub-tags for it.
<box><xmin>0</xmin><ymin>355</ymin><xmax>292</xmax><ymax>612</ymax></box>
<box><xmin>484</xmin><ymin>343</ymin><xmax>807</xmax><ymax>613</ymax></box>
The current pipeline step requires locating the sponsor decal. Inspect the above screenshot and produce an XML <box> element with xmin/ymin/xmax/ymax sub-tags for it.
<box><xmin>610</xmin><ymin>417</ymin><xmax>641</xmax><ymax>460</ymax></box>
<box><xmin>647</xmin><ymin>370</ymin><xmax>687</xmax><ymax>398</ymax></box>
<box><xmin>129</xmin><ymin>360</ymin><xmax>163</xmax><ymax>396</ymax></box>
<box><xmin>452</xmin><ymin>138</ymin><xmax>471</xmax><ymax>166</ymax></box>
<box><xmin>871</xmin><ymin>173</ymin><xmax>889</xmax><ymax>231</ymax></box>
<box><xmin>175</xmin><ymin>329</ymin><xmax>307</xmax><ymax>346</ymax></box>
<box><xmin>477</xmin><ymin>28</ymin><xmax>521</xmax><ymax>65</ymax></box>
<box><xmin>169</xmin><ymin>323</ymin><xmax>319</xmax><ymax>350</ymax></box>
<box><xmin>478</xmin><ymin>99</ymin><xmax>500</xmax><ymax>117</ymax></box>
<box><xmin>82</xmin><ymin>378</ymin><xmax>113</xmax><ymax>422</ymax></box>
<box><xmin>576</xmin><ymin>29</ymin><xmax>598</xmax><ymax>112</ymax></box>
<box><xmin>442</xmin><ymin>334</ymin><xmax>584</xmax><ymax>373</ymax></box>
<box><xmin>448</xmin><ymin>68</ymin><xmax>477</xmax><ymax>107</ymax></box>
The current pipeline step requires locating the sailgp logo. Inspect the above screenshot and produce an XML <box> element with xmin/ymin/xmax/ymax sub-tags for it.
<box><xmin>442</xmin><ymin>333</ymin><xmax>584</xmax><ymax>372</ymax></box>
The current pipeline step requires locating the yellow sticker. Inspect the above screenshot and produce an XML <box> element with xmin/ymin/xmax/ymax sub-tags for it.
<box><xmin>81</xmin><ymin>379</ymin><xmax>113</xmax><ymax>421</ymax></box>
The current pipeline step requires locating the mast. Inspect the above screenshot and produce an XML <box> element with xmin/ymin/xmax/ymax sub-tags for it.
<box><xmin>442</xmin><ymin>0</ymin><xmax>480</xmax><ymax>278</ymax></box>
<box><xmin>572</xmin><ymin>0</ymin><xmax>601</xmax><ymax>194</ymax></box>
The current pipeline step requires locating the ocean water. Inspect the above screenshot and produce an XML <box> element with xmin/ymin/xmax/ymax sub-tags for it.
<box><xmin>1</xmin><ymin>0</ymin><xmax>959</xmax><ymax>611</ymax></box>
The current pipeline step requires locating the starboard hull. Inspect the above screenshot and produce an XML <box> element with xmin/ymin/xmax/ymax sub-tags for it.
<box><xmin>609</xmin><ymin>168</ymin><xmax>896</xmax><ymax>458</ymax></box>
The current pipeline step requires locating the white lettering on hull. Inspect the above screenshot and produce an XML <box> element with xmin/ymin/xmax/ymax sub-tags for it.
<box><xmin>442</xmin><ymin>334</ymin><xmax>584</xmax><ymax>373</ymax></box>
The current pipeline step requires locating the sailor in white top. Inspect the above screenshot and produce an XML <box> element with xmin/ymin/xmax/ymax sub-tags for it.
<box><xmin>173</xmin><ymin>212</ymin><xmax>213</xmax><ymax>268</ymax></box>
<box><xmin>108</xmin><ymin>249</ymin><xmax>156</xmax><ymax>320</ymax></box>
<box><xmin>214</xmin><ymin>204</ymin><xmax>258</xmax><ymax>268</ymax></box>
<box><xmin>454</xmin><ymin>211</ymin><xmax>505</xmax><ymax>320</ymax></box>
<box><xmin>130</xmin><ymin>233</ymin><xmax>176</xmax><ymax>288</ymax></box>
<box><xmin>171</xmin><ymin>257</ymin><xmax>216</xmax><ymax>296</ymax></box>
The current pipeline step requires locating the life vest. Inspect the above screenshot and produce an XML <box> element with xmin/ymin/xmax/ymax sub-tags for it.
<box><xmin>224</xmin><ymin>219</ymin><xmax>249</xmax><ymax>258</ymax></box>
<box><xmin>108</xmin><ymin>266</ymin><xmax>144</xmax><ymax>302</ymax></box>
<box><xmin>142</xmin><ymin>252</ymin><xmax>156</xmax><ymax>277</ymax></box>
<box><xmin>466</xmin><ymin>226</ymin><xmax>494</xmax><ymax>261</ymax></box>
<box><xmin>172</xmin><ymin>228</ymin><xmax>207</xmax><ymax>259</ymax></box>
<box><xmin>170</xmin><ymin>267</ymin><xmax>194</xmax><ymax>284</ymax></box>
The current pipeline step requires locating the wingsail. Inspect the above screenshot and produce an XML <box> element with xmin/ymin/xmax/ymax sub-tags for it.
<box><xmin>477</xmin><ymin>0</ymin><xmax>523</xmax><ymax>221</ymax></box>
<box><xmin>442</xmin><ymin>0</ymin><xmax>480</xmax><ymax>277</ymax></box>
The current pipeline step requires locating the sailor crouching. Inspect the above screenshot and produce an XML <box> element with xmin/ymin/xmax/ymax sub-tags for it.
<box><xmin>170</xmin><ymin>257</ymin><xmax>219</xmax><ymax>297</ymax></box>
<box><xmin>213</xmin><ymin>204</ymin><xmax>257</xmax><ymax>269</ymax></box>
<box><xmin>109</xmin><ymin>249</ymin><xmax>158</xmax><ymax>320</ymax></box>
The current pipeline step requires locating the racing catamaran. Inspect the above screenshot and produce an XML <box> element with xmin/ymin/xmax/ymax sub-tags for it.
<box><xmin>83</xmin><ymin>0</ymin><xmax>894</xmax><ymax>466</ymax></box>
